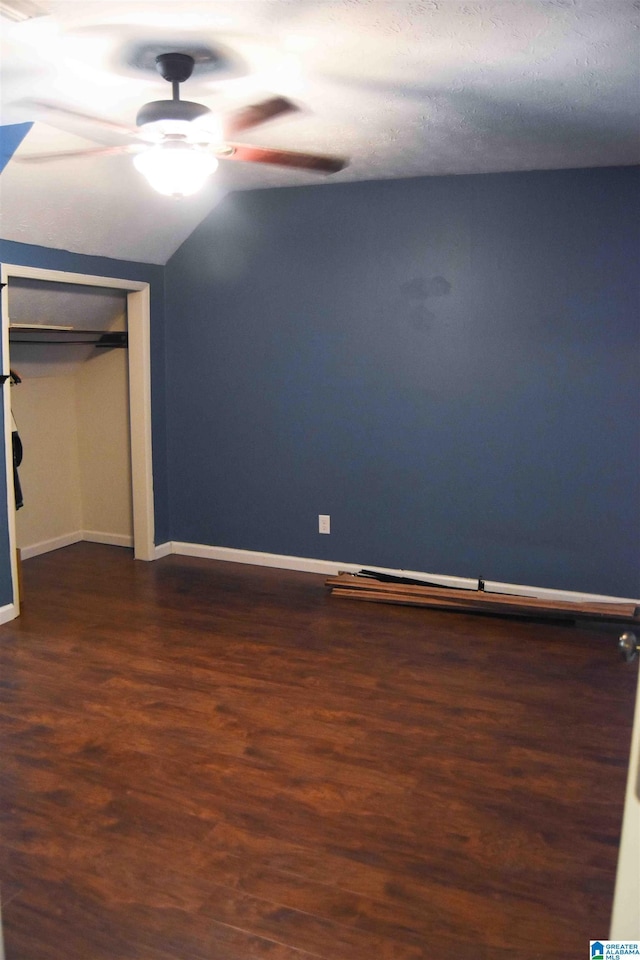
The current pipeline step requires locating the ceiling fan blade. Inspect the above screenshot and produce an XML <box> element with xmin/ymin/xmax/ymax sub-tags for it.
<box><xmin>16</xmin><ymin>99</ymin><xmax>138</xmax><ymax>138</ymax></box>
<box><xmin>223</xmin><ymin>97</ymin><xmax>299</xmax><ymax>138</ymax></box>
<box><xmin>226</xmin><ymin>143</ymin><xmax>347</xmax><ymax>174</ymax></box>
<box><xmin>15</xmin><ymin>145</ymin><xmax>136</xmax><ymax>164</ymax></box>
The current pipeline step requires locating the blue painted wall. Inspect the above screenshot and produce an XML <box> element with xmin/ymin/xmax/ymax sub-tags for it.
<box><xmin>0</xmin><ymin>123</ymin><xmax>32</xmax><ymax>174</ymax></box>
<box><xmin>0</xmin><ymin>240</ymin><xmax>168</xmax><ymax>606</ymax></box>
<box><xmin>164</xmin><ymin>166</ymin><xmax>640</xmax><ymax>597</ymax></box>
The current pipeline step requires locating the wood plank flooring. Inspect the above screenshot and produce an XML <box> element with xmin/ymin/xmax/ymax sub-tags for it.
<box><xmin>0</xmin><ymin>543</ymin><xmax>637</xmax><ymax>959</ymax></box>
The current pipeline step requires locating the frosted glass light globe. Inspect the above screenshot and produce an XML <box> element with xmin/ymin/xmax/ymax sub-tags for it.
<box><xmin>133</xmin><ymin>141</ymin><xmax>218</xmax><ymax>198</ymax></box>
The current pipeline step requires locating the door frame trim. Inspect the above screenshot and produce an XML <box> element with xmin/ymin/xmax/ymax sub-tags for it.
<box><xmin>1</xmin><ymin>264</ymin><xmax>155</xmax><ymax>612</ymax></box>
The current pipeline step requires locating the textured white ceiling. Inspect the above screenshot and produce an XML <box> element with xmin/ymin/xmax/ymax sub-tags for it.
<box><xmin>1</xmin><ymin>0</ymin><xmax>639</xmax><ymax>264</ymax></box>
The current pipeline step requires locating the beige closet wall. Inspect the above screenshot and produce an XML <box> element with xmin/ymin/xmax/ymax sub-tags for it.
<box><xmin>12</xmin><ymin>347</ymin><xmax>133</xmax><ymax>557</ymax></box>
<box><xmin>13</xmin><ymin>376</ymin><xmax>83</xmax><ymax>552</ymax></box>
<box><xmin>76</xmin><ymin>348</ymin><xmax>133</xmax><ymax>541</ymax></box>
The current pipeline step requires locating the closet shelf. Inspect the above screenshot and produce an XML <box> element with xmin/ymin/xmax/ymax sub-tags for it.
<box><xmin>9</xmin><ymin>327</ymin><xmax>127</xmax><ymax>349</ymax></box>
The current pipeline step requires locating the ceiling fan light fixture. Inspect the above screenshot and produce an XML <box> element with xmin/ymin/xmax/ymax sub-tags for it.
<box><xmin>133</xmin><ymin>141</ymin><xmax>218</xmax><ymax>198</ymax></box>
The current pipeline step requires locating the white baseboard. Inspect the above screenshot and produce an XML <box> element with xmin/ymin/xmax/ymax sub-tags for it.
<box><xmin>481</xmin><ymin>578</ymin><xmax>639</xmax><ymax>605</ymax></box>
<box><xmin>170</xmin><ymin>541</ymin><xmax>368</xmax><ymax>577</ymax></box>
<box><xmin>20</xmin><ymin>530</ymin><xmax>133</xmax><ymax>560</ymax></box>
<box><xmin>165</xmin><ymin>541</ymin><xmax>640</xmax><ymax>606</ymax></box>
<box><xmin>19</xmin><ymin>531</ymin><xmax>83</xmax><ymax>560</ymax></box>
<box><xmin>82</xmin><ymin>530</ymin><xmax>133</xmax><ymax>548</ymax></box>
<box><xmin>0</xmin><ymin>601</ymin><xmax>19</xmax><ymax>624</ymax></box>
<box><xmin>153</xmin><ymin>541</ymin><xmax>173</xmax><ymax>559</ymax></box>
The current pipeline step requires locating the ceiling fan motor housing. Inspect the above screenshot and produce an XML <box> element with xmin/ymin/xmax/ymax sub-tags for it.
<box><xmin>155</xmin><ymin>52</ymin><xmax>195</xmax><ymax>83</ymax></box>
<box><xmin>136</xmin><ymin>99</ymin><xmax>211</xmax><ymax>127</ymax></box>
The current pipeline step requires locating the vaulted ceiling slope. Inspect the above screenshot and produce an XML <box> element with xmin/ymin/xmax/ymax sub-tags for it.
<box><xmin>0</xmin><ymin>0</ymin><xmax>639</xmax><ymax>265</ymax></box>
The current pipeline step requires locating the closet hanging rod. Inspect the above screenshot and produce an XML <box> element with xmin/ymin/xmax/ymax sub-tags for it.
<box><xmin>9</xmin><ymin>330</ymin><xmax>127</xmax><ymax>348</ymax></box>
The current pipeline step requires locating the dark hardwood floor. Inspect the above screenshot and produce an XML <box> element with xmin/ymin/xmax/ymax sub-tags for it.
<box><xmin>0</xmin><ymin>543</ymin><xmax>637</xmax><ymax>959</ymax></box>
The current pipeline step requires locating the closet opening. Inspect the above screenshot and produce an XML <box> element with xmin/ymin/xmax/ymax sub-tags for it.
<box><xmin>1</xmin><ymin>265</ymin><xmax>154</xmax><ymax>617</ymax></box>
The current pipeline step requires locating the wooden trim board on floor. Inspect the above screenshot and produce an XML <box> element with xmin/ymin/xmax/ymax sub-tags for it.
<box><xmin>326</xmin><ymin>573</ymin><xmax>640</xmax><ymax>624</ymax></box>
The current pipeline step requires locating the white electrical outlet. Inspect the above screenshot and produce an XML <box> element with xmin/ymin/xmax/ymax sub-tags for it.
<box><xmin>318</xmin><ymin>514</ymin><xmax>330</xmax><ymax>534</ymax></box>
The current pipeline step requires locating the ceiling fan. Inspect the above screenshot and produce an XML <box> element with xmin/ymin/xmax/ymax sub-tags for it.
<box><xmin>16</xmin><ymin>52</ymin><xmax>348</xmax><ymax>197</ymax></box>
